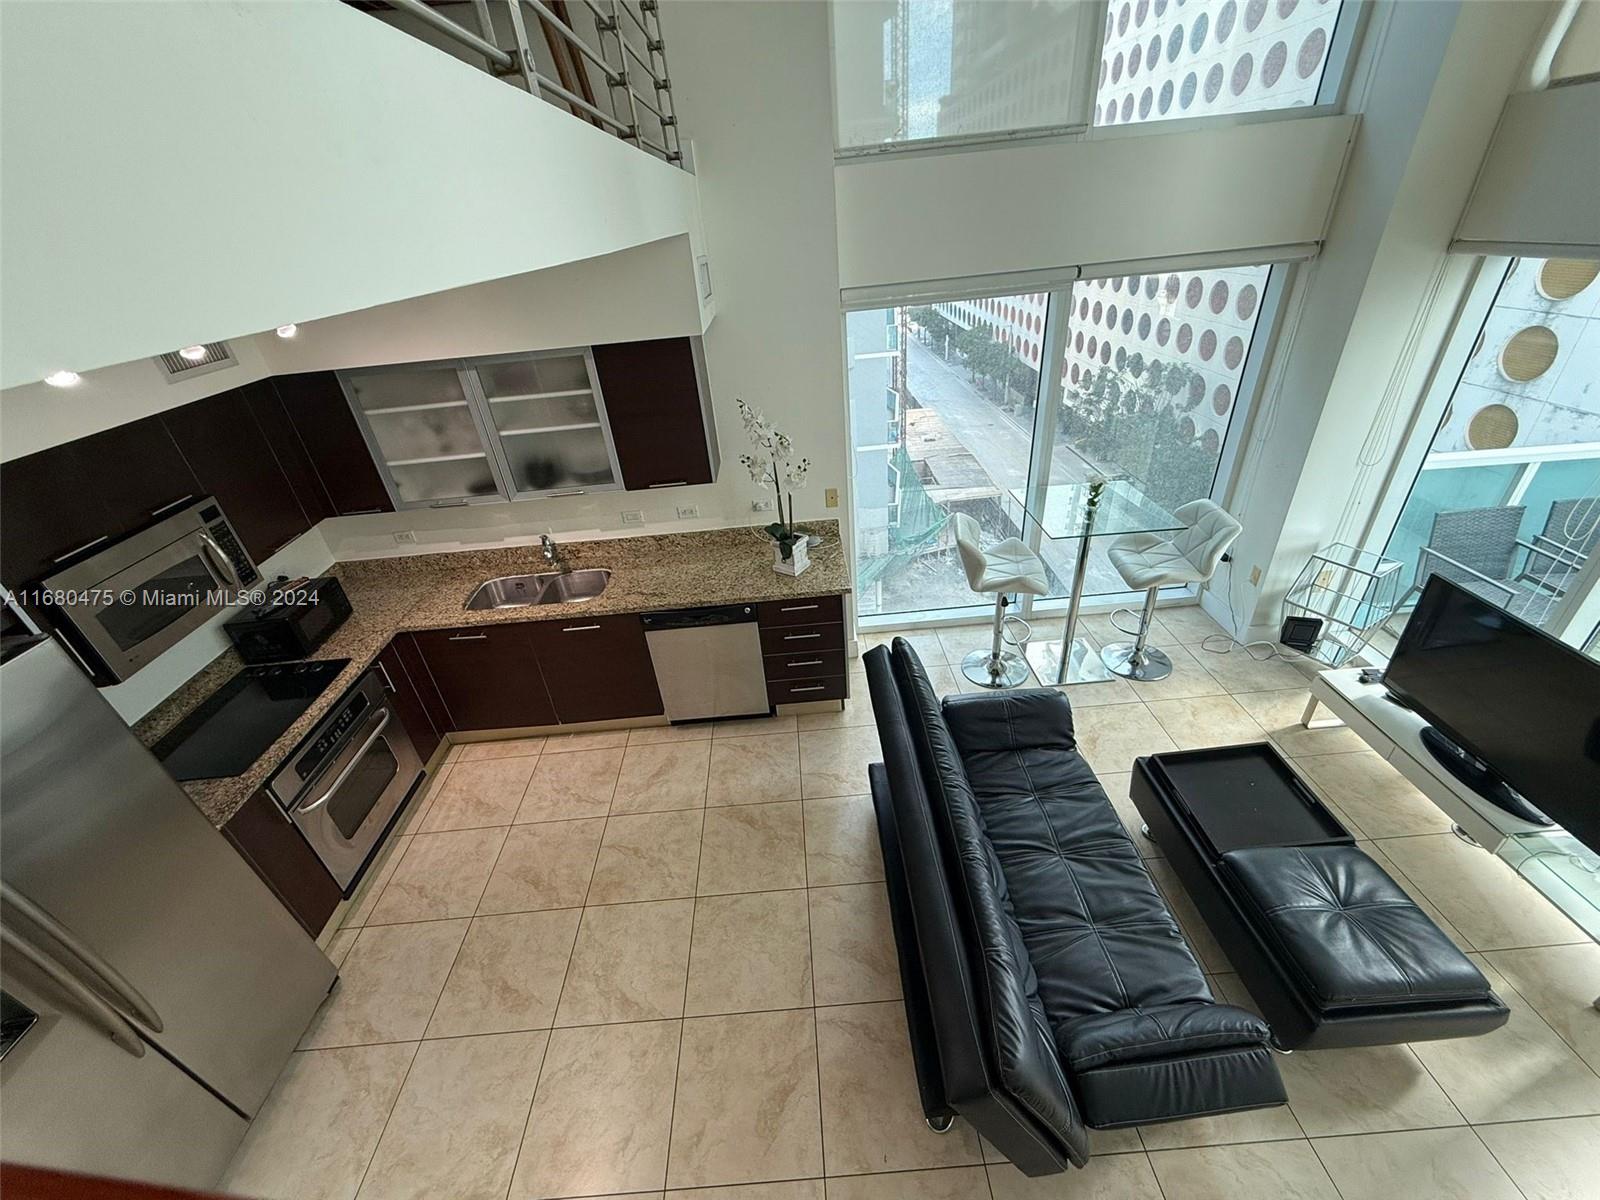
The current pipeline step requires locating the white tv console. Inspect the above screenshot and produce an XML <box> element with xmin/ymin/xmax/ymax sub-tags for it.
<box><xmin>1305</xmin><ymin>668</ymin><xmax>1600</xmax><ymax>946</ymax></box>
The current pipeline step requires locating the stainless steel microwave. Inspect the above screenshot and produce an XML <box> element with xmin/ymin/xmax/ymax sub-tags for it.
<box><xmin>40</xmin><ymin>498</ymin><xmax>259</xmax><ymax>683</ymax></box>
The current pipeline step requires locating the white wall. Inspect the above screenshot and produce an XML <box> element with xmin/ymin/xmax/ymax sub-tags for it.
<box><xmin>834</xmin><ymin>115</ymin><xmax>1358</xmax><ymax>293</ymax></box>
<box><xmin>0</xmin><ymin>0</ymin><xmax>702</xmax><ymax>389</ymax></box>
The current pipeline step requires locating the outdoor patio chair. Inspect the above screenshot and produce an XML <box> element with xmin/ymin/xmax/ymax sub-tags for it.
<box><xmin>1416</xmin><ymin>505</ymin><xmax>1541</xmax><ymax>617</ymax></box>
<box><xmin>1514</xmin><ymin>497</ymin><xmax>1600</xmax><ymax>598</ymax></box>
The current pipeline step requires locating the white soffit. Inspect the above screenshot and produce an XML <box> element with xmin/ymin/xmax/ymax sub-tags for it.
<box><xmin>833</xmin><ymin>114</ymin><xmax>1358</xmax><ymax>294</ymax></box>
<box><xmin>1452</xmin><ymin>80</ymin><xmax>1600</xmax><ymax>258</ymax></box>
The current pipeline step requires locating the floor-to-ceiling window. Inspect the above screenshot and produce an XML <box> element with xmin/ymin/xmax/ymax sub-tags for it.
<box><xmin>1379</xmin><ymin>257</ymin><xmax>1600</xmax><ymax>633</ymax></box>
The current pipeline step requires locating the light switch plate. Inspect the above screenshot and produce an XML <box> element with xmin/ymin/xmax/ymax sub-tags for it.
<box><xmin>676</xmin><ymin>503</ymin><xmax>701</xmax><ymax>519</ymax></box>
<box><xmin>824</xmin><ymin>487</ymin><xmax>839</xmax><ymax>508</ymax></box>
<box><xmin>751</xmin><ymin>499</ymin><xmax>773</xmax><ymax>513</ymax></box>
<box><xmin>1249</xmin><ymin>565</ymin><xmax>1263</xmax><ymax>585</ymax></box>
<box><xmin>393</xmin><ymin>530</ymin><xmax>417</xmax><ymax>544</ymax></box>
<box><xmin>621</xmin><ymin>510</ymin><xmax>645</xmax><ymax>526</ymax></box>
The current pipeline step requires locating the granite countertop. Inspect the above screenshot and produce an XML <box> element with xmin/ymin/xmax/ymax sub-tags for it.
<box><xmin>135</xmin><ymin>522</ymin><xmax>849</xmax><ymax>828</ymax></box>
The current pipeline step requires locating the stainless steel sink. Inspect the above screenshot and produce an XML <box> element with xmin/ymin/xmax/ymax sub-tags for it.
<box><xmin>464</xmin><ymin>568</ymin><xmax>611</xmax><ymax>610</ymax></box>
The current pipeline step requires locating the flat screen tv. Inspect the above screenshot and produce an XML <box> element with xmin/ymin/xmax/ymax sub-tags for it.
<box><xmin>1384</xmin><ymin>575</ymin><xmax>1600</xmax><ymax>853</ymax></box>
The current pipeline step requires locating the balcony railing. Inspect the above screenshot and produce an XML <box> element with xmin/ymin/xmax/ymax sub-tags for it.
<box><xmin>373</xmin><ymin>0</ymin><xmax>684</xmax><ymax>166</ymax></box>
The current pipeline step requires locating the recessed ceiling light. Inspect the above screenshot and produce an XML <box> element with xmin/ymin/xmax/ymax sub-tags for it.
<box><xmin>43</xmin><ymin>370</ymin><xmax>82</xmax><ymax>388</ymax></box>
<box><xmin>275</xmin><ymin>324</ymin><xmax>298</xmax><ymax>339</ymax></box>
<box><xmin>179</xmin><ymin>345</ymin><xmax>208</xmax><ymax>362</ymax></box>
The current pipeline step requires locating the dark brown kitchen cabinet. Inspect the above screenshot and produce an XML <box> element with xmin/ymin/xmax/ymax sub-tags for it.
<box><xmin>247</xmin><ymin>382</ymin><xmax>336</xmax><ymax>526</ymax></box>
<box><xmin>161</xmin><ymin>383</ymin><xmax>312</xmax><ymax>563</ymax></box>
<box><xmin>271</xmin><ymin>372</ymin><xmax>394</xmax><ymax>517</ymax></box>
<box><xmin>375</xmin><ymin>638</ymin><xmax>442</xmax><ymax>763</ymax></box>
<box><xmin>222</xmin><ymin>789</ymin><xmax>342</xmax><ymax>937</ymax></box>
<box><xmin>526</xmin><ymin>613</ymin><xmax>663</xmax><ymax>724</ymax></box>
<box><xmin>592</xmin><ymin>337</ymin><xmax>719</xmax><ymax>491</ymax></box>
<box><xmin>392</xmin><ymin>631</ymin><xmax>453</xmax><ymax>738</ymax></box>
<box><xmin>410</xmin><ymin>623</ymin><xmax>556</xmax><ymax>731</ymax></box>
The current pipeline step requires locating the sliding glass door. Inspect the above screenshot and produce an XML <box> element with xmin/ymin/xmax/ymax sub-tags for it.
<box><xmin>847</xmin><ymin>265</ymin><xmax>1283</xmax><ymax>621</ymax></box>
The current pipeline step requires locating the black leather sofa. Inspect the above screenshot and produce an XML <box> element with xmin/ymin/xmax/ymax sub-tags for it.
<box><xmin>865</xmin><ymin>640</ymin><xmax>1286</xmax><ymax>1175</ymax></box>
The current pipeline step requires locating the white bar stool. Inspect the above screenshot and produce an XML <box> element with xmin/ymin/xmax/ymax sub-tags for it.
<box><xmin>953</xmin><ymin>513</ymin><xmax>1050</xmax><ymax>688</ymax></box>
<box><xmin>1101</xmin><ymin>500</ymin><xmax>1241</xmax><ymax>682</ymax></box>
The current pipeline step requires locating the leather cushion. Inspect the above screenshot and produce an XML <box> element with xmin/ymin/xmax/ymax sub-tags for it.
<box><xmin>1223</xmin><ymin>845</ymin><xmax>1492</xmax><ymax>1007</ymax></box>
<box><xmin>889</xmin><ymin>641</ymin><xmax>1089</xmax><ymax>1162</ymax></box>
<box><xmin>1056</xmin><ymin>1002</ymin><xmax>1273</xmax><ymax>1071</ymax></box>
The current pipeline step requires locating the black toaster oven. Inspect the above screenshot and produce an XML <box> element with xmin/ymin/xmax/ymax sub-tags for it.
<box><xmin>224</xmin><ymin>576</ymin><xmax>350</xmax><ymax>664</ymax></box>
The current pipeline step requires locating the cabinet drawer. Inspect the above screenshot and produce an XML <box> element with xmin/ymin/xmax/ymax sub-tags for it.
<box><xmin>756</xmin><ymin>595</ymin><xmax>844</xmax><ymax>627</ymax></box>
<box><xmin>767</xmin><ymin>675</ymin><xmax>848</xmax><ymax>705</ymax></box>
<box><xmin>764</xmin><ymin>648</ymin><xmax>847</xmax><ymax>681</ymax></box>
<box><xmin>759</xmin><ymin>622</ymin><xmax>845</xmax><ymax>655</ymax></box>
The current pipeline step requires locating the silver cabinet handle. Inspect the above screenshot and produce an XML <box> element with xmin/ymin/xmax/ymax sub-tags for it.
<box><xmin>429</xmin><ymin>498</ymin><xmax>469</xmax><ymax>509</ymax></box>
<box><xmin>782</xmin><ymin>632</ymin><xmax>822</xmax><ymax>640</ymax></box>
<box><xmin>786</xmin><ymin>659</ymin><xmax>824</xmax><ymax>667</ymax></box>
<box><xmin>448</xmin><ymin>633</ymin><xmax>489</xmax><ymax>641</ymax></box>
<box><xmin>646</xmin><ymin>481</ymin><xmax>689</xmax><ymax>488</ymax></box>
<box><xmin>561</xmin><ymin>624</ymin><xmax>601</xmax><ymax>632</ymax></box>
<box><xmin>50</xmin><ymin>535</ymin><xmax>110</xmax><ymax>565</ymax></box>
<box><xmin>0</xmin><ymin>882</ymin><xmax>164</xmax><ymax>1032</ymax></box>
<box><xmin>148</xmin><ymin>494</ymin><xmax>196</xmax><ymax>519</ymax></box>
<box><xmin>344</xmin><ymin>507</ymin><xmax>386</xmax><ymax>516</ymax></box>
<box><xmin>0</xmin><ymin>927</ymin><xmax>144</xmax><ymax>1057</ymax></box>
<box><xmin>375</xmin><ymin>662</ymin><xmax>395</xmax><ymax>692</ymax></box>
<box><xmin>197</xmin><ymin>532</ymin><xmax>240</xmax><ymax>587</ymax></box>
<box><xmin>788</xmin><ymin>684</ymin><xmax>826</xmax><ymax>692</ymax></box>
<box><xmin>297</xmin><ymin>710</ymin><xmax>392</xmax><ymax>816</ymax></box>
<box><xmin>780</xmin><ymin>604</ymin><xmax>819</xmax><ymax>612</ymax></box>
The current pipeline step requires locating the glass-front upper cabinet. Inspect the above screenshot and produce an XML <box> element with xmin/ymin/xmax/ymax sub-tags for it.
<box><xmin>339</xmin><ymin>350</ymin><xmax>622</xmax><ymax>508</ymax></box>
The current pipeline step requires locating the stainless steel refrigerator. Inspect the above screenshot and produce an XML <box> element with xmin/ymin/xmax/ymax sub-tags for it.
<box><xmin>0</xmin><ymin>636</ymin><xmax>337</xmax><ymax>1187</ymax></box>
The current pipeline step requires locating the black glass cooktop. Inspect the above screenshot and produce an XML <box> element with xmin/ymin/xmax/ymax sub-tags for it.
<box><xmin>153</xmin><ymin>659</ymin><xmax>349</xmax><ymax>782</ymax></box>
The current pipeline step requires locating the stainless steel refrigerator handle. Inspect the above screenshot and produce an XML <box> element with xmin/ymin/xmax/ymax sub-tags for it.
<box><xmin>297</xmin><ymin>709</ymin><xmax>393</xmax><ymax>817</ymax></box>
<box><xmin>197</xmin><ymin>533</ymin><xmax>240</xmax><ymax>588</ymax></box>
<box><xmin>0</xmin><ymin>882</ymin><xmax>164</xmax><ymax>1032</ymax></box>
<box><xmin>0</xmin><ymin>926</ymin><xmax>145</xmax><ymax>1057</ymax></box>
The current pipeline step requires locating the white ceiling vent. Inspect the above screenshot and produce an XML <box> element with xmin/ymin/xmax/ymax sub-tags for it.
<box><xmin>154</xmin><ymin>341</ymin><xmax>236</xmax><ymax>383</ymax></box>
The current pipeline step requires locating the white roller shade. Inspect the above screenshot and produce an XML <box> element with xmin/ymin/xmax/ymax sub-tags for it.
<box><xmin>1452</xmin><ymin>81</ymin><xmax>1600</xmax><ymax>258</ymax></box>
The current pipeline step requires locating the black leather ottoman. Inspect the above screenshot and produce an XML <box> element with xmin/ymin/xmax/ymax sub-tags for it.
<box><xmin>1132</xmin><ymin>745</ymin><xmax>1510</xmax><ymax>1050</ymax></box>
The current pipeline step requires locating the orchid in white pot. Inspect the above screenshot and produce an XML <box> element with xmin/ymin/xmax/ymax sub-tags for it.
<box><xmin>737</xmin><ymin>398</ymin><xmax>813</xmax><ymax>575</ymax></box>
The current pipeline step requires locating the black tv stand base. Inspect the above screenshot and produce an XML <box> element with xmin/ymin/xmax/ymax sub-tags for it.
<box><xmin>1418</xmin><ymin>726</ymin><xmax>1553</xmax><ymax>827</ymax></box>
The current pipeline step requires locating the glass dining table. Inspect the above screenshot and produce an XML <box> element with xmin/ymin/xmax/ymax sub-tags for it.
<box><xmin>1007</xmin><ymin>479</ymin><xmax>1182</xmax><ymax>685</ymax></box>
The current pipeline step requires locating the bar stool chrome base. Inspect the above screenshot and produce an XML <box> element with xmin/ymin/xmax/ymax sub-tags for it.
<box><xmin>962</xmin><ymin>648</ymin><xmax>1031</xmax><ymax>689</ymax></box>
<box><xmin>1102</xmin><ymin>643</ymin><xmax>1173</xmax><ymax>682</ymax></box>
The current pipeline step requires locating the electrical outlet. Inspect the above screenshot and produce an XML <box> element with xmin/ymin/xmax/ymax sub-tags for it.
<box><xmin>751</xmin><ymin>498</ymin><xmax>774</xmax><ymax>513</ymax></box>
<box><xmin>620</xmin><ymin>510</ymin><xmax>645</xmax><ymax>526</ymax></box>
<box><xmin>676</xmin><ymin>503</ymin><xmax>701</xmax><ymax>519</ymax></box>
<box><xmin>392</xmin><ymin>530</ymin><xmax>417</xmax><ymax>545</ymax></box>
<box><xmin>1249</xmin><ymin>565</ymin><xmax>1263</xmax><ymax>586</ymax></box>
<box><xmin>824</xmin><ymin>487</ymin><xmax>839</xmax><ymax>508</ymax></box>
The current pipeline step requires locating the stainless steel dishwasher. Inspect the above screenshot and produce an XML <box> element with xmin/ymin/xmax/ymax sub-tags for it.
<box><xmin>641</xmin><ymin>605</ymin><xmax>769</xmax><ymax>722</ymax></box>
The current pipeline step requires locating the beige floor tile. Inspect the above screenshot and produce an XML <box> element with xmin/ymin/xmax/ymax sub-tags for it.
<box><xmin>457</xmin><ymin>735</ymin><xmax>547</xmax><ymax>761</ymax></box>
<box><xmin>554</xmin><ymin>898</ymin><xmax>694</xmax><ymax>1026</ymax></box>
<box><xmin>809</xmin><ymin>883</ymin><xmax>901</xmax><ymax>1005</ymax></box>
<box><xmin>1126</xmin><ymin>643</ymin><xmax>1231</xmax><ymax>703</ymax></box>
<box><xmin>1278</xmin><ymin>1042</ymin><xmax>1464</xmax><ymax>1137</ymax></box>
<box><xmin>669</xmin><ymin>1184</ymin><xmax>821</xmax><ymax>1200</ymax></box>
<box><xmin>1409</xmin><ymin>954</ymin><xmax>1600</xmax><ymax>1122</ymax></box>
<box><xmin>816</xmin><ymin>1001</ymin><xmax>982</xmax><ymax>1174</ymax></box>
<box><xmin>1147</xmin><ymin>1140</ymin><xmax>1339</xmax><ymax>1200</ymax></box>
<box><xmin>613</xmin><ymin>740</ymin><xmax>713</xmax><ymax>814</ymax></box>
<box><xmin>668</xmin><ymin>1009</ymin><xmax>823</xmax><ymax>1188</ymax></box>
<box><xmin>804</xmin><ymin>794</ymin><xmax>886</xmax><ymax>885</ymax></box>
<box><xmin>1376</xmin><ymin>833</ymin><xmax>1585</xmax><ymax>950</ymax></box>
<box><xmin>1145</xmin><ymin>858</ymin><xmax>1232</xmax><ymax>975</ymax></box>
<box><xmin>301</xmin><ymin>920</ymin><xmax>466</xmax><ymax>1049</ymax></box>
<box><xmin>541</xmin><ymin>728</ymin><xmax>630</xmax><ymax>752</ymax></box>
<box><xmin>1193</xmin><ymin>648</ymin><xmax>1310</xmax><ymax>694</ymax></box>
<box><xmin>1052</xmin><ymin>678</ymin><xmax>1141</xmax><ymax>708</ymax></box>
<box><xmin>426</xmin><ymin>909</ymin><xmax>580</xmax><ymax>1038</ymax></box>
<box><xmin>796</xmin><ymin>693</ymin><xmax>875</xmax><ymax>731</ymax></box>
<box><xmin>707</xmin><ymin>733</ymin><xmax>802</xmax><ymax>806</ymax></box>
<box><xmin>418</xmin><ymin>756</ymin><xmax>537</xmax><ymax>832</ymax></box>
<box><xmin>1145</xmin><ymin>694</ymin><xmax>1265</xmax><ymax>750</ymax></box>
<box><xmin>829</xmin><ymin>1166</ymin><xmax>991</xmax><ymax>1199</ymax></box>
<box><xmin>324</xmin><ymin>927</ymin><xmax>360</xmax><ymax>970</ymax></box>
<box><xmin>1474</xmin><ymin>1116</ymin><xmax>1600</xmax><ymax>1200</ymax></box>
<box><xmin>714</xmin><ymin>713</ymin><xmax>798</xmax><ymax>737</ymax></box>
<box><xmin>1153</xmin><ymin>606</ymin><xmax>1231</xmax><ymax>645</ymax></box>
<box><xmin>987</xmin><ymin>1153</ymin><xmax>1164</xmax><ymax>1198</ymax></box>
<box><xmin>1071</xmin><ymin>703</ymin><xmax>1178</xmax><ymax>776</ymax></box>
<box><xmin>864</xmin><ymin>628</ymin><xmax>951</xmax><ymax>664</ymax></box>
<box><xmin>1137</xmin><ymin>1093</ymin><xmax>1305</xmax><ymax>1151</ymax></box>
<box><xmin>511</xmin><ymin>1019</ymin><xmax>680</xmax><ymax>1199</ymax></box>
<box><xmin>629</xmin><ymin>722</ymin><xmax>715</xmax><ymax>745</ymax></box>
<box><xmin>1310</xmin><ymin>1128</ymin><xmax>1520</xmax><ymax>1200</ymax></box>
<box><xmin>685</xmin><ymin>891</ymin><xmax>812</xmax><ymax>1015</ymax></box>
<box><xmin>342</xmin><ymin>835</ymin><xmax>411</xmax><ymax>929</ymax></box>
<box><xmin>801</xmin><ymin>726</ymin><xmax>885</xmax><ymax>799</ymax></box>
<box><xmin>698</xmin><ymin>802</ymin><xmax>807</xmax><ymax>895</ymax></box>
<box><xmin>476</xmin><ymin>818</ymin><xmax>603</xmax><ymax>914</ymax></box>
<box><xmin>587</xmin><ymin>809</ymin><xmax>704</xmax><ymax>904</ymax></box>
<box><xmin>1292</xmin><ymin>751</ymin><xmax>1452</xmax><ymax>838</ymax></box>
<box><xmin>1099</xmin><ymin>772</ymin><xmax>1162</xmax><ymax>858</ymax></box>
<box><xmin>222</xmin><ymin>1043</ymin><xmax>415</xmax><ymax>1200</ymax></box>
<box><xmin>515</xmin><ymin>746</ymin><xmax>622</xmax><ymax>823</ymax></box>
<box><xmin>923</xmin><ymin>664</ymin><xmax>966</xmax><ymax>696</ymax></box>
<box><xmin>356</xmin><ymin>1030</ymin><xmax>547</xmax><ymax>1200</ymax></box>
<box><xmin>1485</xmin><ymin>944</ymin><xmax>1600</xmax><ymax>1071</ymax></box>
<box><xmin>1232</xmin><ymin>690</ymin><xmax>1369</xmax><ymax>758</ymax></box>
<box><xmin>365</xmin><ymin>827</ymin><xmax>507</xmax><ymax>925</ymax></box>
